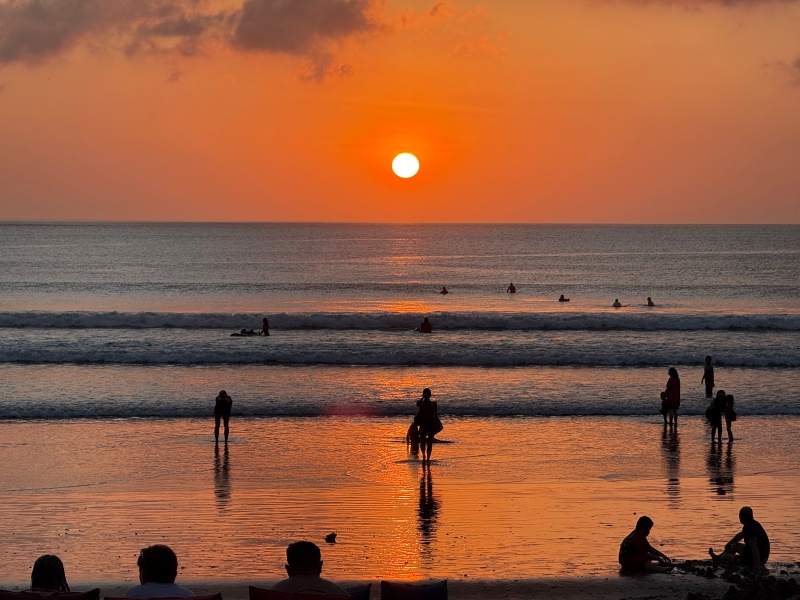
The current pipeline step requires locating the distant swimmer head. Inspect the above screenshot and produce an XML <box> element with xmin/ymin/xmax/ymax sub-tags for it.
<box><xmin>421</xmin><ymin>388</ymin><xmax>432</xmax><ymax>399</ymax></box>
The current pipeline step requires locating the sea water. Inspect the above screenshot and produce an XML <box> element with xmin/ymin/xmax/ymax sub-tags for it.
<box><xmin>1</xmin><ymin>223</ymin><xmax>798</xmax><ymax>418</ymax></box>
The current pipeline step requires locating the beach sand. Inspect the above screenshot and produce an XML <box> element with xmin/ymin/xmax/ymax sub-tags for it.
<box><xmin>2</xmin><ymin>416</ymin><xmax>799</xmax><ymax>596</ymax></box>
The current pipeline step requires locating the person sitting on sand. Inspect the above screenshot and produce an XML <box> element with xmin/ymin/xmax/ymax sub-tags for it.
<box><xmin>270</xmin><ymin>541</ymin><xmax>349</xmax><ymax>596</ymax></box>
<box><xmin>31</xmin><ymin>555</ymin><xmax>70</xmax><ymax>592</ymax></box>
<box><xmin>619</xmin><ymin>516</ymin><xmax>673</xmax><ymax>572</ymax></box>
<box><xmin>418</xmin><ymin>317</ymin><xmax>432</xmax><ymax>333</ymax></box>
<box><xmin>709</xmin><ymin>506</ymin><xmax>770</xmax><ymax>570</ymax></box>
<box><xmin>613</xmin><ymin>299</ymin><xmax>622</xmax><ymax>308</ymax></box>
<box><xmin>507</xmin><ymin>282</ymin><xmax>516</xmax><ymax>293</ymax></box>
<box><xmin>558</xmin><ymin>294</ymin><xmax>570</xmax><ymax>302</ymax></box>
<box><xmin>214</xmin><ymin>390</ymin><xmax>233</xmax><ymax>444</ymax></box>
<box><xmin>440</xmin><ymin>286</ymin><xmax>449</xmax><ymax>294</ymax></box>
<box><xmin>126</xmin><ymin>544</ymin><xmax>194</xmax><ymax>598</ymax></box>
<box><xmin>260</xmin><ymin>317</ymin><xmax>270</xmax><ymax>336</ymax></box>
<box><xmin>647</xmin><ymin>297</ymin><xmax>655</xmax><ymax>307</ymax></box>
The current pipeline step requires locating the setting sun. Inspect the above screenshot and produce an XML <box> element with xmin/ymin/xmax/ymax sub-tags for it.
<box><xmin>392</xmin><ymin>153</ymin><xmax>420</xmax><ymax>179</ymax></box>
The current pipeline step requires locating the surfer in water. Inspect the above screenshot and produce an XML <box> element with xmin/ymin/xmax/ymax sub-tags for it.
<box><xmin>507</xmin><ymin>282</ymin><xmax>516</xmax><ymax>293</ymax></box>
<box><xmin>558</xmin><ymin>294</ymin><xmax>570</xmax><ymax>302</ymax></box>
<box><xmin>214</xmin><ymin>390</ymin><xmax>232</xmax><ymax>444</ymax></box>
<box><xmin>440</xmin><ymin>286</ymin><xmax>449</xmax><ymax>294</ymax></box>
<box><xmin>260</xmin><ymin>317</ymin><xmax>270</xmax><ymax>336</ymax></box>
<box><xmin>418</xmin><ymin>317</ymin><xmax>432</xmax><ymax>333</ymax></box>
<box><xmin>613</xmin><ymin>299</ymin><xmax>622</xmax><ymax>308</ymax></box>
<box><xmin>647</xmin><ymin>297</ymin><xmax>655</xmax><ymax>307</ymax></box>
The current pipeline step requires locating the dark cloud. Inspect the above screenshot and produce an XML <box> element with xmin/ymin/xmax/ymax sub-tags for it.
<box><xmin>0</xmin><ymin>0</ymin><xmax>380</xmax><ymax>80</ymax></box>
<box><xmin>232</xmin><ymin>0</ymin><xmax>377</xmax><ymax>55</ymax></box>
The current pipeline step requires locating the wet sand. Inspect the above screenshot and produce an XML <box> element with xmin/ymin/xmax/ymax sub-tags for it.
<box><xmin>1</xmin><ymin>416</ymin><xmax>798</xmax><ymax>592</ymax></box>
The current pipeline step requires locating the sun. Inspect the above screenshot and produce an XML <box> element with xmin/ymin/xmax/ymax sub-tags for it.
<box><xmin>392</xmin><ymin>153</ymin><xmax>420</xmax><ymax>178</ymax></box>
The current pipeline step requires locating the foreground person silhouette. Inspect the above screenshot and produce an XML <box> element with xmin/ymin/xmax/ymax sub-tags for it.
<box><xmin>270</xmin><ymin>541</ymin><xmax>349</xmax><ymax>596</ymax></box>
<box><xmin>619</xmin><ymin>516</ymin><xmax>673</xmax><ymax>572</ymax></box>
<box><xmin>31</xmin><ymin>555</ymin><xmax>70</xmax><ymax>592</ymax></box>
<box><xmin>709</xmin><ymin>506</ymin><xmax>770</xmax><ymax>570</ymax></box>
<box><xmin>415</xmin><ymin>388</ymin><xmax>440</xmax><ymax>463</ymax></box>
<box><xmin>126</xmin><ymin>545</ymin><xmax>194</xmax><ymax>598</ymax></box>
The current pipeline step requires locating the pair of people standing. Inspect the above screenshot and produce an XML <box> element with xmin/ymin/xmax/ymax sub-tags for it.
<box><xmin>706</xmin><ymin>390</ymin><xmax>736</xmax><ymax>442</ymax></box>
<box><xmin>661</xmin><ymin>367</ymin><xmax>681</xmax><ymax>426</ymax></box>
<box><xmin>414</xmin><ymin>388</ymin><xmax>442</xmax><ymax>463</ymax></box>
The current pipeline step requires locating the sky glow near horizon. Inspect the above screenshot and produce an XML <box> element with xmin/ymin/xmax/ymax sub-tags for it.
<box><xmin>0</xmin><ymin>0</ymin><xmax>799</xmax><ymax>223</ymax></box>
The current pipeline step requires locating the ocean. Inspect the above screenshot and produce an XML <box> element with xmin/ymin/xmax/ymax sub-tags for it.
<box><xmin>1</xmin><ymin>223</ymin><xmax>799</xmax><ymax>585</ymax></box>
<box><xmin>1</xmin><ymin>223</ymin><xmax>798</xmax><ymax>418</ymax></box>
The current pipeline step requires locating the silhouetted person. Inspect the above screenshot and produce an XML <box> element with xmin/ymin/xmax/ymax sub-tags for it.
<box><xmin>709</xmin><ymin>390</ymin><xmax>726</xmax><ymax>443</ymax></box>
<box><xmin>613</xmin><ymin>299</ymin><xmax>622</xmax><ymax>308</ymax></box>
<box><xmin>725</xmin><ymin>394</ymin><xmax>737</xmax><ymax>441</ymax></box>
<box><xmin>31</xmin><ymin>555</ymin><xmax>70</xmax><ymax>592</ymax></box>
<box><xmin>415</xmin><ymin>388</ymin><xmax>440</xmax><ymax>463</ymax></box>
<box><xmin>701</xmin><ymin>355</ymin><xmax>714</xmax><ymax>398</ymax></box>
<box><xmin>647</xmin><ymin>297</ymin><xmax>655</xmax><ymax>307</ymax></box>
<box><xmin>260</xmin><ymin>317</ymin><xmax>270</xmax><ymax>336</ymax></box>
<box><xmin>440</xmin><ymin>286</ymin><xmax>449</xmax><ymax>294</ymax></box>
<box><xmin>406</xmin><ymin>422</ymin><xmax>420</xmax><ymax>456</ymax></box>
<box><xmin>659</xmin><ymin>391</ymin><xmax>668</xmax><ymax>425</ymax></box>
<box><xmin>558</xmin><ymin>294</ymin><xmax>570</xmax><ymax>302</ymax></box>
<box><xmin>418</xmin><ymin>317</ymin><xmax>432</xmax><ymax>333</ymax></box>
<box><xmin>214</xmin><ymin>390</ymin><xmax>232</xmax><ymax>444</ymax></box>
<box><xmin>270</xmin><ymin>541</ymin><xmax>349</xmax><ymax>596</ymax></box>
<box><xmin>126</xmin><ymin>545</ymin><xmax>194</xmax><ymax>598</ymax></box>
<box><xmin>507</xmin><ymin>282</ymin><xmax>516</xmax><ymax>293</ymax></box>
<box><xmin>619</xmin><ymin>516</ymin><xmax>673</xmax><ymax>572</ymax></box>
<box><xmin>709</xmin><ymin>506</ymin><xmax>769</xmax><ymax>569</ymax></box>
<box><xmin>663</xmin><ymin>367</ymin><xmax>680</xmax><ymax>427</ymax></box>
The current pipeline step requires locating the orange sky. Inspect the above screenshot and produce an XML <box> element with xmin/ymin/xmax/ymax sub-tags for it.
<box><xmin>0</xmin><ymin>0</ymin><xmax>799</xmax><ymax>223</ymax></box>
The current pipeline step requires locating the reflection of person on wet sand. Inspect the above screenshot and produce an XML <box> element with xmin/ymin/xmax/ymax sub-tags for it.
<box><xmin>619</xmin><ymin>516</ymin><xmax>673</xmax><ymax>572</ymax></box>
<box><xmin>507</xmin><ymin>282</ymin><xmax>516</xmax><ymax>293</ymax></box>
<box><xmin>213</xmin><ymin>442</ymin><xmax>231</xmax><ymax>510</ymax></box>
<box><xmin>417</xmin><ymin>317</ymin><xmax>432</xmax><ymax>333</ymax></box>
<box><xmin>709</xmin><ymin>506</ymin><xmax>769</xmax><ymax>570</ymax></box>
<box><xmin>418</xmin><ymin>466</ymin><xmax>440</xmax><ymax>544</ymax></box>
<box><xmin>214</xmin><ymin>390</ymin><xmax>232</xmax><ymax>444</ymax></box>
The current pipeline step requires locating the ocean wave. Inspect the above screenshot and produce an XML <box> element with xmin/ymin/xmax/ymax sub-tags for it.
<box><xmin>1</xmin><ymin>310</ymin><xmax>798</xmax><ymax>331</ymax></box>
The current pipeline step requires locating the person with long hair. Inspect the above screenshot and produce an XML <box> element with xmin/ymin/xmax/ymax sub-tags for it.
<box><xmin>214</xmin><ymin>390</ymin><xmax>233</xmax><ymax>444</ymax></box>
<box><xmin>663</xmin><ymin>367</ymin><xmax>681</xmax><ymax>427</ymax></box>
<box><xmin>31</xmin><ymin>555</ymin><xmax>70</xmax><ymax>592</ymax></box>
<box><xmin>415</xmin><ymin>388</ymin><xmax>440</xmax><ymax>463</ymax></box>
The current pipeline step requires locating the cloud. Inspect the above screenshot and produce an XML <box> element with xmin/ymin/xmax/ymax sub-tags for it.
<box><xmin>0</xmin><ymin>0</ymin><xmax>383</xmax><ymax>80</ymax></box>
<box><xmin>764</xmin><ymin>55</ymin><xmax>800</xmax><ymax>85</ymax></box>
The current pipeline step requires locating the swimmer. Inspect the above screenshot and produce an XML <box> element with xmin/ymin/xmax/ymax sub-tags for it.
<box><xmin>507</xmin><ymin>282</ymin><xmax>516</xmax><ymax>293</ymax></box>
<box><xmin>418</xmin><ymin>317</ymin><xmax>433</xmax><ymax>333</ymax></box>
<box><xmin>558</xmin><ymin>294</ymin><xmax>570</xmax><ymax>302</ymax></box>
<box><xmin>647</xmin><ymin>297</ymin><xmax>655</xmax><ymax>307</ymax></box>
<box><xmin>613</xmin><ymin>299</ymin><xmax>622</xmax><ymax>308</ymax></box>
<box><xmin>440</xmin><ymin>287</ymin><xmax>449</xmax><ymax>295</ymax></box>
<box><xmin>260</xmin><ymin>316</ymin><xmax>270</xmax><ymax>336</ymax></box>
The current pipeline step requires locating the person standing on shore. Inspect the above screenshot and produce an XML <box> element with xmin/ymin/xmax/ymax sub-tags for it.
<box><xmin>701</xmin><ymin>355</ymin><xmax>714</xmax><ymax>398</ymax></box>
<box><xmin>663</xmin><ymin>367</ymin><xmax>680</xmax><ymax>427</ymax></box>
<box><xmin>724</xmin><ymin>394</ymin><xmax>737</xmax><ymax>441</ymax></box>
<box><xmin>415</xmin><ymin>388</ymin><xmax>440</xmax><ymax>463</ymax></box>
<box><xmin>710</xmin><ymin>390</ymin><xmax>726</xmax><ymax>443</ymax></box>
<box><xmin>214</xmin><ymin>390</ymin><xmax>232</xmax><ymax>444</ymax></box>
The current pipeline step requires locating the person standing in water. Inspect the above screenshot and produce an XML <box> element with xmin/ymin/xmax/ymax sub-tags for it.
<box><xmin>701</xmin><ymin>355</ymin><xmax>714</xmax><ymax>398</ymax></box>
<box><xmin>507</xmin><ymin>282</ymin><xmax>516</xmax><ymax>293</ymax></box>
<box><xmin>663</xmin><ymin>367</ymin><xmax>680</xmax><ymax>427</ymax></box>
<box><xmin>214</xmin><ymin>390</ymin><xmax>232</xmax><ymax>444</ymax></box>
<box><xmin>415</xmin><ymin>388</ymin><xmax>440</xmax><ymax>463</ymax></box>
<box><xmin>260</xmin><ymin>317</ymin><xmax>270</xmax><ymax>336</ymax></box>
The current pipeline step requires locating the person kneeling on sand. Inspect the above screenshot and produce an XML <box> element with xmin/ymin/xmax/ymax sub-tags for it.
<box><xmin>619</xmin><ymin>516</ymin><xmax>673</xmax><ymax>572</ymax></box>
<box><xmin>709</xmin><ymin>506</ymin><xmax>770</xmax><ymax>571</ymax></box>
<box><xmin>271</xmin><ymin>541</ymin><xmax>349</xmax><ymax>596</ymax></box>
<box><xmin>126</xmin><ymin>544</ymin><xmax>194</xmax><ymax>598</ymax></box>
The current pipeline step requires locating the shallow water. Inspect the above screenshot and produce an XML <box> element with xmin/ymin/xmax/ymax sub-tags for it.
<box><xmin>1</xmin><ymin>416</ymin><xmax>797</xmax><ymax>584</ymax></box>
